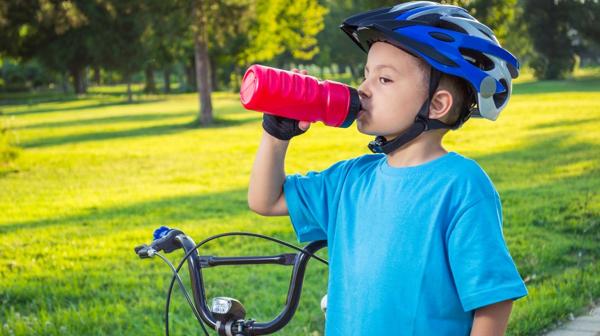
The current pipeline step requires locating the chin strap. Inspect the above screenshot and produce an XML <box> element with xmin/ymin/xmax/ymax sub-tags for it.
<box><xmin>368</xmin><ymin>67</ymin><xmax>468</xmax><ymax>155</ymax></box>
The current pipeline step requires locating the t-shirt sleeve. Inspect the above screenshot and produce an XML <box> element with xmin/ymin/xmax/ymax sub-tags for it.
<box><xmin>447</xmin><ymin>194</ymin><xmax>528</xmax><ymax>312</ymax></box>
<box><xmin>283</xmin><ymin>160</ymin><xmax>351</xmax><ymax>243</ymax></box>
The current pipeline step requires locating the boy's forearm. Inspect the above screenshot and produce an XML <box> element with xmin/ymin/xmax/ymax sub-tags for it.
<box><xmin>248</xmin><ymin>131</ymin><xmax>289</xmax><ymax>215</ymax></box>
<box><xmin>470</xmin><ymin>300</ymin><xmax>513</xmax><ymax>336</ymax></box>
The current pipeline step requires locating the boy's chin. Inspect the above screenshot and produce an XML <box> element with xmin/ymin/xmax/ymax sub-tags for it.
<box><xmin>356</xmin><ymin>122</ymin><xmax>376</xmax><ymax>136</ymax></box>
<box><xmin>356</xmin><ymin>123</ymin><xmax>396</xmax><ymax>138</ymax></box>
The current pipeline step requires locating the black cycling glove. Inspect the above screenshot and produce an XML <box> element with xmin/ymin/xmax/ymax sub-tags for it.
<box><xmin>262</xmin><ymin>114</ymin><xmax>307</xmax><ymax>140</ymax></box>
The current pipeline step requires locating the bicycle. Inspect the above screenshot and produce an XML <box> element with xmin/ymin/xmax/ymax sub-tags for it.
<box><xmin>135</xmin><ymin>226</ymin><xmax>328</xmax><ymax>336</ymax></box>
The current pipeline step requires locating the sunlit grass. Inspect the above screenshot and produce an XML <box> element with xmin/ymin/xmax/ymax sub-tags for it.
<box><xmin>1</xmin><ymin>72</ymin><xmax>599</xmax><ymax>335</ymax></box>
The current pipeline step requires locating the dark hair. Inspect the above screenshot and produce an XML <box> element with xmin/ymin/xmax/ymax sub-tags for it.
<box><xmin>439</xmin><ymin>73</ymin><xmax>472</xmax><ymax>125</ymax></box>
<box><xmin>415</xmin><ymin>58</ymin><xmax>472</xmax><ymax>126</ymax></box>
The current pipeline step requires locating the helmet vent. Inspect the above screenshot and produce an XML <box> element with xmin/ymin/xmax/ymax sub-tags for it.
<box><xmin>459</xmin><ymin>48</ymin><xmax>494</xmax><ymax>71</ymax></box>
<box><xmin>429</xmin><ymin>31</ymin><xmax>455</xmax><ymax>42</ymax></box>
<box><xmin>477</xmin><ymin>28</ymin><xmax>494</xmax><ymax>40</ymax></box>
<box><xmin>414</xmin><ymin>13</ymin><xmax>441</xmax><ymax>25</ymax></box>
<box><xmin>451</xmin><ymin>12</ymin><xmax>474</xmax><ymax>19</ymax></box>
<box><xmin>436</xmin><ymin>20</ymin><xmax>468</xmax><ymax>34</ymax></box>
<box><xmin>493</xmin><ymin>79</ymin><xmax>509</xmax><ymax>108</ymax></box>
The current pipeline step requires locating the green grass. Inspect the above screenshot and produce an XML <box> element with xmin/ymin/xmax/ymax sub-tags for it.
<box><xmin>0</xmin><ymin>113</ymin><xmax>20</xmax><ymax>173</ymax></box>
<box><xmin>0</xmin><ymin>73</ymin><xmax>599</xmax><ymax>335</ymax></box>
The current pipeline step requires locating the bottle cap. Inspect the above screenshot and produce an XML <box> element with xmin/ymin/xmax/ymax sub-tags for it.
<box><xmin>240</xmin><ymin>68</ymin><xmax>258</xmax><ymax>106</ymax></box>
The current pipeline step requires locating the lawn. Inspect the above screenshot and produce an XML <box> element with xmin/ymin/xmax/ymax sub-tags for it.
<box><xmin>0</xmin><ymin>71</ymin><xmax>599</xmax><ymax>335</ymax></box>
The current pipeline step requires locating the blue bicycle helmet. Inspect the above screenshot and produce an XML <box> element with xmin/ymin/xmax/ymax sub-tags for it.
<box><xmin>341</xmin><ymin>1</ymin><xmax>519</xmax><ymax>121</ymax></box>
<box><xmin>340</xmin><ymin>1</ymin><xmax>520</xmax><ymax>153</ymax></box>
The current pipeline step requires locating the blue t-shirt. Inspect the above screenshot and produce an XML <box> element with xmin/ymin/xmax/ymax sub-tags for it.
<box><xmin>283</xmin><ymin>152</ymin><xmax>527</xmax><ymax>335</ymax></box>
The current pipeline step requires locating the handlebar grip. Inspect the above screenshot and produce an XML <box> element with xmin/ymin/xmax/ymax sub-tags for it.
<box><xmin>151</xmin><ymin>229</ymin><xmax>185</xmax><ymax>253</ymax></box>
<box><xmin>134</xmin><ymin>228</ymin><xmax>185</xmax><ymax>259</ymax></box>
<box><xmin>134</xmin><ymin>244</ymin><xmax>153</xmax><ymax>258</ymax></box>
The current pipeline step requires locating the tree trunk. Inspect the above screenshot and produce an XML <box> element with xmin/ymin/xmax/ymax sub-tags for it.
<box><xmin>69</xmin><ymin>66</ymin><xmax>87</xmax><ymax>94</ymax></box>
<box><xmin>144</xmin><ymin>66</ymin><xmax>157</xmax><ymax>94</ymax></box>
<box><xmin>348</xmin><ymin>64</ymin><xmax>361</xmax><ymax>80</ymax></box>
<box><xmin>93</xmin><ymin>66</ymin><xmax>101</xmax><ymax>86</ymax></box>
<box><xmin>194</xmin><ymin>33</ymin><xmax>213</xmax><ymax>126</ymax></box>
<box><xmin>163</xmin><ymin>68</ymin><xmax>171</xmax><ymax>94</ymax></box>
<box><xmin>82</xmin><ymin>66</ymin><xmax>88</xmax><ymax>92</ymax></box>
<box><xmin>62</xmin><ymin>72</ymin><xmax>69</xmax><ymax>94</ymax></box>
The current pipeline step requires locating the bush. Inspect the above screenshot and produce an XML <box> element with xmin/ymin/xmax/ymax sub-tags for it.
<box><xmin>0</xmin><ymin>58</ymin><xmax>57</xmax><ymax>92</ymax></box>
<box><xmin>531</xmin><ymin>54</ymin><xmax>576</xmax><ymax>80</ymax></box>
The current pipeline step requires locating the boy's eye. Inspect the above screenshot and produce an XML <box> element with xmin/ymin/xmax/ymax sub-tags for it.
<box><xmin>379</xmin><ymin>77</ymin><xmax>392</xmax><ymax>84</ymax></box>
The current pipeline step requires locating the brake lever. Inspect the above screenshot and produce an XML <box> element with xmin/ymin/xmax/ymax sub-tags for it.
<box><xmin>134</xmin><ymin>227</ymin><xmax>185</xmax><ymax>258</ymax></box>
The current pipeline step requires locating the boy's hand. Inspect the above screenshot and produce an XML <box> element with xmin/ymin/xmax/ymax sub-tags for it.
<box><xmin>261</xmin><ymin>69</ymin><xmax>311</xmax><ymax>141</ymax></box>
<box><xmin>262</xmin><ymin>114</ymin><xmax>310</xmax><ymax>140</ymax></box>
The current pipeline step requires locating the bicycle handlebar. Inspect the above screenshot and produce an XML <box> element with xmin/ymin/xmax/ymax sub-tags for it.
<box><xmin>135</xmin><ymin>228</ymin><xmax>327</xmax><ymax>336</ymax></box>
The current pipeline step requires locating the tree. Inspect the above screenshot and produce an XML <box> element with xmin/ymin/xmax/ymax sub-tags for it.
<box><xmin>190</xmin><ymin>0</ymin><xmax>327</xmax><ymax>126</ymax></box>
<box><xmin>191</xmin><ymin>0</ymin><xmax>215</xmax><ymax>125</ymax></box>
<box><xmin>187</xmin><ymin>0</ymin><xmax>251</xmax><ymax>124</ymax></box>
<box><xmin>139</xmin><ymin>0</ymin><xmax>191</xmax><ymax>94</ymax></box>
<box><xmin>314</xmin><ymin>0</ymin><xmax>376</xmax><ymax>78</ymax></box>
<box><xmin>567</xmin><ymin>0</ymin><xmax>600</xmax><ymax>66</ymax></box>
<box><xmin>91</xmin><ymin>0</ymin><xmax>150</xmax><ymax>102</ymax></box>
<box><xmin>466</xmin><ymin>0</ymin><xmax>516</xmax><ymax>43</ymax></box>
<box><xmin>0</xmin><ymin>0</ymin><xmax>93</xmax><ymax>93</ymax></box>
<box><xmin>522</xmin><ymin>0</ymin><xmax>576</xmax><ymax>79</ymax></box>
<box><xmin>314</xmin><ymin>0</ymin><xmax>520</xmax><ymax>81</ymax></box>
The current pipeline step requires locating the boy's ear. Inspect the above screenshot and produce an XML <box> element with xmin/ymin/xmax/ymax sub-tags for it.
<box><xmin>429</xmin><ymin>89</ymin><xmax>453</xmax><ymax>121</ymax></box>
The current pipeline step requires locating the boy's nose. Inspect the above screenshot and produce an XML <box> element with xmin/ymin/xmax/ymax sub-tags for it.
<box><xmin>357</xmin><ymin>78</ymin><xmax>370</xmax><ymax>98</ymax></box>
<box><xmin>357</xmin><ymin>87</ymin><xmax>370</xmax><ymax>108</ymax></box>
<box><xmin>357</xmin><ymin>86</ymin><xmax>370</xmax><ymax>98</ymax></box>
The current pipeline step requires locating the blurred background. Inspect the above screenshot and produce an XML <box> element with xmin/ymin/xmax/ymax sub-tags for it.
<box><xmin>1</xmin><ymin>0</ymin><xmax>599</xmax><ymax>119</ymax></box>
<box><xmin>1</xmin><ymin>1</ymin><xmax>599</xmax><ymax>335</ymax></box>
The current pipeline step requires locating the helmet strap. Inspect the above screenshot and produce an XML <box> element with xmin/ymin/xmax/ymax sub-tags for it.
<box><xmin>368</xmin><ymin>67</ymin><xmax>464</xmax><ymax>154</ymax></box>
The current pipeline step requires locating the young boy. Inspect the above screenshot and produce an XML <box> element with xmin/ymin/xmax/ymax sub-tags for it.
<box><xmin>248</xmin><ymin>2</ymin><xmax>527</xmax><ymax>335</ymax></box>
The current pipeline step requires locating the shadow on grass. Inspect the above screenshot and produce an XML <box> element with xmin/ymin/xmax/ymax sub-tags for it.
<box><xmin>21</xmin><ymin>115</ymin><xmax>261</xmax><ymax>148</ymax></box>
<box><xmin>17</xmin><ymin>111</ymin><xmax>194</xmax><ymax>130</ymax></box>
<box><xmin>0</xmin><ymin>92</ymin><xmax>80</xmax><ymax>106</ymax></box>
<box><xmin>6</xmin><ymin>98</ymin><xmax>165</xmax><ymax>116</ymax></box>
<box><xmin>0</xmin><ymin>87</ymin><xmax>175</xmax><ymax>106</ymax></box>
<box><xmin>533</xmin><ymin>117</ymin><xmax>600</xmax><ymax>130</ymax></box>
<box><xmin>0</xmin><ymin>188</ymin><xmax>249</xmax><ymax>235</ymax></box>
<box><xmin>470</xmin><ymin>131</ymin><xmax>600</xmax><ymax>281</ymax></box>
<box><xmin>513</xmin><ymin>77</ymin><xmax>600</xmax><ymax>95</ymax></box>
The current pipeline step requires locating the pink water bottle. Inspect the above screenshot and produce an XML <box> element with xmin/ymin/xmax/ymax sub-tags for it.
<box><xmin>239</xmin><ymin>64</ymin><xmax>360</xmax><ymax>128</ymax></box>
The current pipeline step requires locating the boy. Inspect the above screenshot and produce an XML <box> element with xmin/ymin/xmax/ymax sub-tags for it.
<box><xmin>248</xmin><ymin>2</ymin><xmax>527</xmax><ymax>335</ymax></box>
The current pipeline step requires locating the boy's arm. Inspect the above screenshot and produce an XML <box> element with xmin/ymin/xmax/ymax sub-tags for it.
<box><xmin>470</xmin><ymin>300</ymin><xmax>513</xmax><ymax>336</ymax></box>
<box><xmin>247</xmin><ymin>69</ymin><xmax>310</xmax><ymax>217</ymax></box>
<box><xmin>248</xmin><ymin>131</ymin><xmax>290</xmax><ymax>216</ymax></box>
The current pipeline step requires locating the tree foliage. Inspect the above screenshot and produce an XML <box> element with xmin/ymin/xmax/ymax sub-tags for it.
<box><xmin>191</xmin><ymin>0</ymin><xmax>327</xmax><ymax>124</ymax></box>
<box><xmin>2</xmin><ymin>0</ymin><xmax>600</xmax><ymax>97</ymax></box>
<box><xmin>522</xmin><ymin>0</ymin><xmax>576</xmax><ymax>79</ymax></box>
<box><xmin>522</xmin><ymin>0</ymin><xmax>600</xmax><ymax>79</ymax></box>
<box><xmin>0</xmin><ymin>0</ymin><xmax>95</xmax><ymax>93</ymax></box>
<box><xmin>245</xmin><ymin>0</ymin><xmax>327</xmax><ymax>62</ymax></box>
